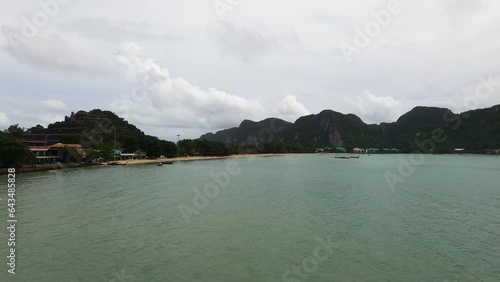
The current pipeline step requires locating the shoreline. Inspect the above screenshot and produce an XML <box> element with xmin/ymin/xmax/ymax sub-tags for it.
<box><xmin>125</xmin><ymin>153</ymin><xmax>293</xmax><ymax>165</ymax></box>
<box><xmin>0</xmin><ymin>154</ymin><xmax>292</xmax><ymax>175</ymax></box>
<box><xmin>1</xmin><ymin>152</ymin><xmax>498</xmax><ymax>175</ymax></box>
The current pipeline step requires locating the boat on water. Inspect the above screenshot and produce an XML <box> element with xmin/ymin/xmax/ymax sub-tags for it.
<box><xmin>107</xmin><ymin>161</ymin><xmax>128</xmax><ymax>165</ymax></box>
<box><xmin>335</xmin><ymin>156</ymin><xmax>350</xmax><ymax>159</ymax></box>
<box><xmin>157</xmin><ymin>160</ymin><xmax>174</xmax><ymax>165</ymax></box>
<box><xmin>349</xmin><ymin>156</ymin><xmax>360</xmax><ymax>159</ymax></box>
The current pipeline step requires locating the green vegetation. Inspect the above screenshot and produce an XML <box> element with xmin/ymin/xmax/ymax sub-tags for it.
<box><xmin>178</xmin><ymin>139</ymin><xmax>229</xmax><ymax>156</ymax></box>
<box><xmin>0</xmin><ymin>132</ymin><xmax>34</xmax><ymax>168</ymax></box>
<box><xmin>21</xmin><ymin>109</ymin><xmax>182</xmax><ymax>160</ymax></box>
<box><xmin>201</xmin><ymin>105</ymin><xmax>500</xmax><ymax>153</ymax></box>
<box><xmin>2</xmin><ymin>104</ymin><xmax>499</xmax><ymax>168</ymax></box>
<box><xmin>2</xmin><ymin>109</ymin><xmax>231</xmax><ymax>166</ymax></box>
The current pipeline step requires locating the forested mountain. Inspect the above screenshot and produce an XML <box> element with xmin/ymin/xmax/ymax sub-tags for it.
<box><xmin>2</xmin><ymin>104</ymin><xmax>499</xmax><ymax>169</ymax></box>
<box><xmin>200</xmin><ymin>105</ymin><xmax>500</xmax><ymax>153</ymax></box>
<box><xmin>17</xmin><ymin>109</ymin><xmax>178</xmax><ymax>158</ymax></box>
<box><xmin>2</xmin><ymin>109</ymin><xmax>229</xmax><ymax>168</ymax></box>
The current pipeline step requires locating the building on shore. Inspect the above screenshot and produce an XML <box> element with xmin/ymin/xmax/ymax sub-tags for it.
<box><xmin>49</xmin><ymin>143</ymin><xmax>85</xmax><ymax>156</ymax></box>
<box><xmin>485</xmin><ymin>149</ymin><xmax>500</xmax><ymax>155</ymax></box>
<box><xmin>353</xmin><ymin>148</ymin><xmax>365</xmax><ymax>153</ymax></box>
<box><xmin>365</xmin><ymin>148</ymin><xmax>380</xmax><ymax>153</ymax></box>
<box><xmin>28</xmin><ymin>143</ymin><xmax>85</xmax><ymax>164</ymax></box>
<box><xmin>114</xmin><ymin>150</ymin><xmax>148</xmax><ymax>160</ymax></box>
<box><xmin>28</xmin><ymin>146</ymin><xmax>58</xmax><ymax>164</ymax></box>
<box><xmin>335</xmin><ymin>147</ymin><xmax>347</xmax><ymax>153</ymax></box>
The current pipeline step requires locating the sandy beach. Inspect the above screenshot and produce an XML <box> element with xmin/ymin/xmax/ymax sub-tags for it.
<box><xmin>0</xmin><ymin>153</ymin><xmax>322</xmax><ymax>175</ymax></box>
<box><xmin>122</xmin><ymin>153</ymin><xmax>293</xmax><ymax>165</ymax></box>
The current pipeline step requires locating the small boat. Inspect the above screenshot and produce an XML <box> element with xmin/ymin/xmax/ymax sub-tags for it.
<box><xmin>156</xmin><ymin>161</ymin><xmax>174</xmax><ymax>166</ymax></box>
<box><xmin>349</xmin><ymin>156</ymin><xmax>359</xmax><ymax>159</ymax></box>
<box><xmin>335</xmin><ymin>156</ymin><xmax>350</xmax><ymax>159</ymax></box>
<box><xmin>107</xmin><ymin>161</ymin><xmax>128</xmax><ymax>166</ymax></box>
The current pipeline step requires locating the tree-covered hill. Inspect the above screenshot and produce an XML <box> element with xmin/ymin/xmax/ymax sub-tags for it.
<box><xmin>17</xmin><ymin>109</ymin><xmax>178</xmax><ymax>158</ymax></box>
<box><xmin>3</xmin><ymin>110</ymin><xmax>229</xmax><ymax>167</ymax></box>
<box><xmin>200</xmin><ymin>104</ymin><xmax>500</xmax><ymax>153</ymax></box>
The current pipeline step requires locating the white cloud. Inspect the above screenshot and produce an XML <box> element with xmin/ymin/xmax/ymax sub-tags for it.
<box><xmin>209</xmin><ymin>21</ymin><xmax>301</xmax><ymax>62</ymax></box>
<box><xmin>111</xmin><ymin>43</ymin><xmax>265</xmax><ymax>130</ymax></box>
<box><xmin>0</xmin><ymin>112</ymin><xmax>9</xmax><ymax>128</ymax></box>
<box><xmin>6</xmin><ymin>109</ymin><xmax>65</xmax><ymax>129</ymax></box>
<box><xmin>60</xmin><ymin>18</ymin><xmax>178</xmax><ymax>43</ymax></box>
<box><xmin>349</xmin><ymin>91</ymin><xmax>404</xmax><ymax>124</ymax></box>
<box><xmin>210</xmin><ymin>21</ymin><xmax>276</xmax><ymax>61</ymax></box>
<box><xmin>277</xmin><ymin>95</ymin><xmax>310</xmax><ymax>122</ymax></box>
<box><xmin>1</xmin><ymin>32</ymin><xmax>114</xmax><ymax>75</ymax></box>
<box><xmin>38</xmin><ymin>114</ymin><xmax>65</xmax><ymax>124</ymax></box>
<box><xmin>451</xmin><ymin>74</ymin><xmax>500</xmax><ymax>112</ymax></box>
<box><xmin>0</xmin><ymin>0</ymin><xmax>499</xmax><ymax>140</ymax></box>
<box><xmin>40</xmin><ymin>99</ymin><xmax>67</xmax><ymax>112</ymax></box>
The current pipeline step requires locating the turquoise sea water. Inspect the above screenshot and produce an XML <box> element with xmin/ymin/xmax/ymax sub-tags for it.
<box><xmin>0</xmin><ymin>154</ymin><xmax>499</xmax><ymax>281</ymax></box>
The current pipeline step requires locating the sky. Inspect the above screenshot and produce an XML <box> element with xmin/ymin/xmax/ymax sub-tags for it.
<box><xmin>0</xmin><ymin>0</ymin><xmax>499</xmax><ymax>141</ymax></box>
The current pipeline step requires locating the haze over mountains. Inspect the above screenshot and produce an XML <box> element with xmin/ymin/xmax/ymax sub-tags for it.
<box><xmin>200</xmin><ymin>104</ymin><xmax>500</xmax><ymax>152</ymax></box>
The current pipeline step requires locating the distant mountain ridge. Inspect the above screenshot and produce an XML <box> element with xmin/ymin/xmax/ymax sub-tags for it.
<box><xmin>200</xmin><ymin>105</ymin><xmax>500</xmax><ymax>153</ymax></box>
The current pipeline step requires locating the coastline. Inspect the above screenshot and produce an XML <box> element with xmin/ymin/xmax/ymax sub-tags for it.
<box><xmin>0</xmin><ymin>154</ymin><xmax>292</xmax><ymax>175</ymax></box>
<box><xmin>126</xmin><ymin>153</ymin><xmax>292</xmax><ymax>165</ymax></box>
<box><xmin>1</xmin><ymin>152</ymin><xmax>498</xmax><ymax>175</ymax></box>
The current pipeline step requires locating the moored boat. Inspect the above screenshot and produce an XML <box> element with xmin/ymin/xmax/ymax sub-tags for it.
<box><xmin>107</xmin><ymin>161</ymin><xmax>128</xmax><ymax>165</ymax></box>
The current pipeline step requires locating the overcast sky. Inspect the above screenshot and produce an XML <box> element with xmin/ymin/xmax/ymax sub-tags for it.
<box><xmin>0</xmin><ymin>0</ymin><xmax>499</xmax><ymax>141</ymax></box>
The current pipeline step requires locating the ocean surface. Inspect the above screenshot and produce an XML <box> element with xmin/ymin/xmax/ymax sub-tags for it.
<box><xmin>1</xmin><ymin>154</ymin><xmax>499</xmax><ymax>282</ymax></box>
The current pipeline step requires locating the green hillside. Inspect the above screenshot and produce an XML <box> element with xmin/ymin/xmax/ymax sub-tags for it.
<box><xmin>200</xmin><ymin>105</ymin><xmax>500</xmax><ymax>153</ymax></box>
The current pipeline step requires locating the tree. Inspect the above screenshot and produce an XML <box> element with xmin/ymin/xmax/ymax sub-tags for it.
<box><xmin>27</xmin><ymin>124</ymin><xmax>44</xmax><ymax>133</ymax></box>
<box><xmin>0</xmin><ymin>132</ymin><xmax>34</xmax><ymax>168</ymax></box>
<box><xmin>83</xmin><ymin>142</ymin><xmax>114</xmax><ymax>162</ymax></box>
<box><xmin>60</xmin><ymin>147</ymin><xmax>82</xmax><ymax>163</ymax></box>
<box><xmin>4</xmin><ymin>124</ymin><xmax>25</xmax><ymax>138</ymax></box>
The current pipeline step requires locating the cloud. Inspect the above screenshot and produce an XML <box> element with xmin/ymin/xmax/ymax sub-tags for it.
<box><xmin>452</xmin><ymin>74</ymin><xmax>500</xmax><ymax>112</ymax></box>
<box><xmin>1</xmin><ymin>31</ymin><xmax>113</xmax><ymax>75</ymax></box>
<box><xmin>60</xmin><ymin>18</ymin><xmax>178</xmax><ymax>43</ymax></box>
<box><xmin>210</xmin><ymin>21</ymin><xmax>276</xmax><ymax>61</ymax></box>
<box><xmin>7</xmin><ymin>109</ymin><xmax>64</xmax><ymax>129</ymax></box>
<box><xmin>0</xmin><ymin>112</ymin><xmax>8</xmax><ymax>128</ymax></box>
<box><xmin>1</xmin><ymin>0</ymin><xmax>499</xmax><ymax>140</ymax></box>
<box><xmin>110</xmin><ymin>43</ymin><xmax>265</xmax><ymax>130</ymax></box>
<box><xmin>277</xmin><ymin>95</ymin><xmax>310</xmax><ymax>122</ymax></box>
<box><xmin>349</xmin><ymin>91</ymin><xmax>404</xmax><ymax>124</ymax></box>
<box><xmin>40</xmin><ymin>99</ymin><xmax>68</xmax><ymax>112</ymax></box>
